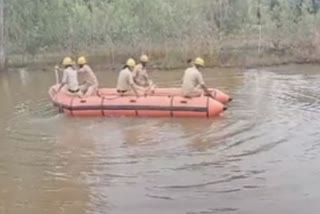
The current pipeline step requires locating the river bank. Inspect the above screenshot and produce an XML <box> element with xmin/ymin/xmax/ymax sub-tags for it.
<box><xmin>6</xmin><ymin>40</ymin><xmax>320</xmax><ymax>71</ymax></box>
<box><xmin>3</xmin><ymin>0</ymin><xmax>320</xmax><ymax>73</ymax></box>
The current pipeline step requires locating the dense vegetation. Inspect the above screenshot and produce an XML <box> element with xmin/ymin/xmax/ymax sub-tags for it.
<box><xmin>1</xmin><ymin>0</ymin><xmax>320</xmax><ymax>68</ymax></box>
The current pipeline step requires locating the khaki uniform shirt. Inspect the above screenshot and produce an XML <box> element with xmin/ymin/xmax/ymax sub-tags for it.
<box><xmin>181</xmin><ymin>67</ymin><xmax>205</xmax><ymax>95</ymax></box>
<box><xmin>133</xmin><ymin>64</ymin><xmax>149</xmax><ymax>86</ymax></box>
<box><xmin>78</xmin><ymin>64</ymin><xmax>98</xmax><ymax>87</ymax></box>
<box><xmin>62</xmin><ymin>67</ymin><xmax>79</xmax><ymax>91</ymax></box>
<box><xmin>116</xmin><ymin>68</ymin><xmax>135</xmax><ymax>91</ymax></box>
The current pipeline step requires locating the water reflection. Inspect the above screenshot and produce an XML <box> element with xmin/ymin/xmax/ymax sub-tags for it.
<box><xmin>18</xmin><ymin>68</ymin><xmax>29</xmax><ymax>86</ymax></box>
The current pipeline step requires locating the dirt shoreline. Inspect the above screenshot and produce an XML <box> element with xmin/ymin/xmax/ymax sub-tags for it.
<box><xmin>6</xmin><ymin>48</ymin><xmax>320</xmax><ymax>71</ymax></box>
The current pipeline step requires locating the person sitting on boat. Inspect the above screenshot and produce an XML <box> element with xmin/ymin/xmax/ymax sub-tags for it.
<box><xmin>56</xmin><ymin>57</ymin><xmax>83</xmax><ymax>97</ymax></box>
<box><xmin>77</xmin><ymin>56</ymin><xmax>98</xmax><ymax>97</ymax></box>
<box><xmin>116</xmin><ymin>58</ymin><xmax>140</xmax><ymax>97</ymax></box>
<box><xmin>181</xmin><ymin>57</ymin><xmax>212</xmax><ymax>98</ymax></box>
<box><xmin>133</xmin><ymin>54</ymin><xmax>155</xmax><ymax>94</ymax></box>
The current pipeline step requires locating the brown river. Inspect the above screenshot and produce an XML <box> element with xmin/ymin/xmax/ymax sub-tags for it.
<box><xmin>0</xmin><ymin>64</ymin><xmax>320</xmax><ymax>214</ymax></box>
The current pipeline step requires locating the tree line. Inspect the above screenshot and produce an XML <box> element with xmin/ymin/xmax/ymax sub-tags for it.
<box><xmin>1</xmin><ymin>0</ymin><xmax>320</xmax><ymax>69</ymax></box>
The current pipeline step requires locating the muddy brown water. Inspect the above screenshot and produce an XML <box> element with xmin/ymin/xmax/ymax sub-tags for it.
<box><xmin>0</xmin><ymin>64</ymin><xmax>320</xmax><ymax>214</ymax></box>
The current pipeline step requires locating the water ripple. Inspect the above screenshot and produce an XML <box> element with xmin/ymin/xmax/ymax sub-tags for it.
<box><xmin>1</xmin><ymin>67</ymin><xmax>320</xmax><ymax>213</ymax></box>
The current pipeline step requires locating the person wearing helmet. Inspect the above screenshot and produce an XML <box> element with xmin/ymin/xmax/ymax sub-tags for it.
<box><xmin>56</xmin><ymin>57</ymin><xmax>82</xmax><ymax>97</ymax></box>
<box><xmin>133</xmin><ymin>54</ymin><xmax>155</xmax><ymax>93</ymax></box>
<box><xmin>116</xmin><ymin>58</ymin><xmax>140</xmax><ymax>97</ymax></box>
<box><xmin>181</xmin><ymin>57</ymin><xmax>212</xmax><ymax>97</ymax></box>
<box><xmin>77</xmin><ymin>56</ymin><xmax>98</xmax><ymax>97</ymax></box>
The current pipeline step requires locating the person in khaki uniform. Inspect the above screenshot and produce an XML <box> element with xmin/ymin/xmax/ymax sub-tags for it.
<box><xmin>56</xmin><ymin>57</ymin><xmax>83</xmax><ymax>97</ymax></box>
<box><xmin>133</xmin><ymin>55</ymin><xmax>155</xmax><ymax>93</ymax></box>
<box><xmin>116</xmin><ymin>58</ymin><xmax>140</xmax><ymax>97</ymax></box>
<box><xmin>181</xmin><ymin>57</ymin><xmax>212</xmax><ymax>97</ymax></box>
<box><xmin>77</xmin><ymin>56</ymin><xmax>98</xmax><ymax>97</ymax></box>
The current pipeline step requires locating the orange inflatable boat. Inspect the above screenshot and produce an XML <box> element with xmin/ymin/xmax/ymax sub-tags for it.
<box><xmin>98</xmin><ymin>88</ymin><xmax>232</xmax><ymax>104</ymax></box>
<box><xmin>49</xmin><ymin>85</ymin><xmax>227</xmax><ymax>118</ymax></box>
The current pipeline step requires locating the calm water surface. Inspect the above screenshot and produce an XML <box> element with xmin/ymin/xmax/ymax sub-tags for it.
<box><xmin>0</xmin><ymin>64</ymin><xmax>320</xmax><ymax>214</ymax></box>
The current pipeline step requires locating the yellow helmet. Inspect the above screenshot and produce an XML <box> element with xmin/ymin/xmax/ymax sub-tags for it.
<box><xmin>77</xmin><ymin>56</ymin><xmax>87</xmax><ymax>65</ymax></box>
<box><xmin>63</xmin><ymin>57</ymin><xmax>73</xmax><ymax>66</ymax></box>
<box><xmin>126</xmin><ymin>58</ymin><xmax>136</xmax><ymax>68</ymax></box>
<box><xmin>194</xmin><ymin>57</ymin><xmax>204</xmax><ymax>67</ymax></box>
<box><xmin>140</xmin><ymin>54</ymin><xmax>149</xmax><ymax>62</ymax></box>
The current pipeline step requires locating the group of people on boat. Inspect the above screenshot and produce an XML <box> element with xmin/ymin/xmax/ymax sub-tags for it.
<box><xmin>53</xmin><ymin>55</ymin><xmax>212</xmax><ymax>98</ymax></box>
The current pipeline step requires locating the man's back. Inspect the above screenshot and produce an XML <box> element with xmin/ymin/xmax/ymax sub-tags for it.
<box><xmin>117</xmin><ymin>68</ymin><xmax>134</xmax><ymax>91</ymax></box>
<box><xmin>79</xmin><ymin>64</ymin><xmax>98</xmax><ymax>86</ymax></box>
<box><xmin>181</xmin><ymin>67</ymin><xmax>204</xmax><ymax>95</ymax></box>
<box><xmin>62</xmin><ymin>67</ymin><xmax>79</xmax><ymax>91</ymax></box>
